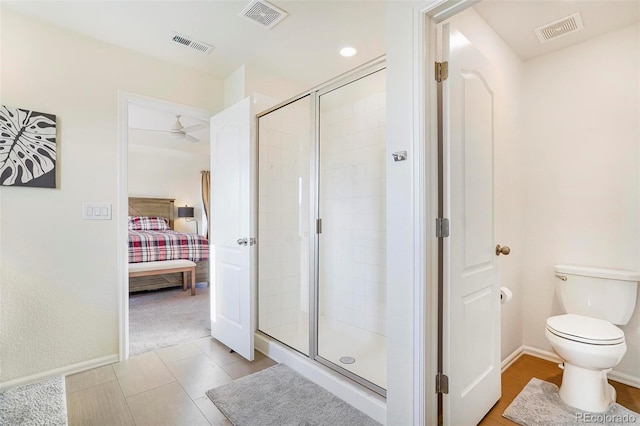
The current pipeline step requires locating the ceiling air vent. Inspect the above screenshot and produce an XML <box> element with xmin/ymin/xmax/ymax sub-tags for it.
<box><xmin>534</xmin><ymin>12</ymin><xmax>584</xmax><ymax>43</ymax></box>
<box><xmin>240</xmin><ymin>0</ymin><xmax>288</xmax><ymax>30</ymax></box>
<box><xmin>171</xmin><ymin>32</ymin><xmax>215</xmax><ymax>54</ymax></box>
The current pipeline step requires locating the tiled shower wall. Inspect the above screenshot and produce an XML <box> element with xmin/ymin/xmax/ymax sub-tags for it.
<box><xmin>258</xmin><ymin>97</ymin><xmax>311</xmax><ymax>331</ymax></box>
<box><xmin>319</xmin><ymin>70</ymin><xmax>387</xmax><ymax>336</ymax></box>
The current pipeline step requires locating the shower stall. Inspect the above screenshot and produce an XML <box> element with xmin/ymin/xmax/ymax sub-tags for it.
<box><xmin>257</xmin><ymin>60</ymin><xmax>387</xmax><ymax>395</ymax></box>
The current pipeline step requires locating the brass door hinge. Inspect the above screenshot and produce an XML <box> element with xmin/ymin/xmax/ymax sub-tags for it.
<box><xmin>435</xmin><ymin>61</ymin><xmax>449</xmax><ymax>83</ymax></box>
<box><xmin>436</xmin><ymin>372</ymin><xmax>449</xmax><ymax>394</ymax></box>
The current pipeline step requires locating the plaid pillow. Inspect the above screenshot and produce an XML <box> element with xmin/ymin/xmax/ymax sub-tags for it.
<box><xmin>128</xmin><ymin>216</ymin><xmax>170</xmax><ymax>231</ymax></box>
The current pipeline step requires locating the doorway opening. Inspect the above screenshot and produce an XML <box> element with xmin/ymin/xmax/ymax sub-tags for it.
<box><xmin>420</xmin><ymin>0</ymin><xmax>640</xmax><ymax>424</ymax></box>
<box><xmin>117</xmin><ymin>92</ymin><xmax>213</xmax><ymax>360</ymax></box>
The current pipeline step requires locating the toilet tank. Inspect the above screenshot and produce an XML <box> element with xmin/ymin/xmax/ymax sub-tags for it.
<box><xmin>554</xmin><ymin>265</ymin><xmax>640</xmax><ymax>325</ymax></box>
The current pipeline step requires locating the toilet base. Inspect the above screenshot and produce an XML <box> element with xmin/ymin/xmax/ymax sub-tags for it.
<box><xmin>558</xmin><ymin>363</ymin><xmax>616</xmax><ymax>412</ymax></box>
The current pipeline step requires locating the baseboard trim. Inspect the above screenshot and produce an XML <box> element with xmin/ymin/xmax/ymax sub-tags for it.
<box><xmin>501</xmin><ymin>346</ymin><xmax>524</xmax><ymax>372</ymax></box>
<box><xmin>521</xmin><ymin>345</ymin><xmax>562</xmax><ymax>364</ymax></box>
<box><xmin>255</xmin><ymin>332</ymin><xmax>387</xmax><ymax>425</ymax></box>
<box><xmin>608</xmin><ymin>370</ymin><xmax>640</xmax><ymax>389</ymax></box>
<box><xmin>520</xmin><ymin>345</ymin><xmax>640</xmax><ymax>389</ymax></box>
<box><xmin>0</xmin><ymin>354</ymin><xmax>119</xmax><ymax>391</ymax></box>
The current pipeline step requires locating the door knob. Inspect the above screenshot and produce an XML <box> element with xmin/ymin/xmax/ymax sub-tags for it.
<box><xmin>496</xmin><ymin>245</ymin><xmax>511</xmax><ymax>256</ymax></box>
<box><xmin>237</xmin><ymin>238</ymin><xmax>248</xmax><ymax>246</ymax></box>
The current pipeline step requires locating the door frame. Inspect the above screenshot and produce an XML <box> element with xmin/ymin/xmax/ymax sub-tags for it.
<box><xmin>410</xmin><ymin>1</ymin><xmax>478</xmax><ymax>424</ymax></box>
<box><xmin>116</xmin><ymin>91</ymin><xmax>212</xmax><ymax>361</ymax></box>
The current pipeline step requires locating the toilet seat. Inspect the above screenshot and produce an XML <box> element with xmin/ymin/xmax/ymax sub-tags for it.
<box><xmin>546</xmin><ymin>314</ymin><xmax>625</xmax><ymax>345</ymax></box>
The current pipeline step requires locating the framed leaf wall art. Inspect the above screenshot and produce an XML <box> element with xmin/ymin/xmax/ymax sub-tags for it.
<box><xmin>0</xmin><ymin>105</ymin><xmax>57</xmax><ymax>188</ymax></box>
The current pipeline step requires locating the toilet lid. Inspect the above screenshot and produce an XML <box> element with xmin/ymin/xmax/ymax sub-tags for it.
<box><xmin>546</xmin><ymin>314</ymin><xmax>625</xmax><ymax>345</ymax></box>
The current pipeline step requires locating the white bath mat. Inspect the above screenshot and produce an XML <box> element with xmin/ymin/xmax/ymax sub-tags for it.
<box><xmin>0</xmin><ymin>376</ymin><xmax>68</xmax><ymax>425</ymax></box>
<box><xmin>504</xmin><ymin>377</ymin><xmax>640</xmax><ymax>425</ymax></box>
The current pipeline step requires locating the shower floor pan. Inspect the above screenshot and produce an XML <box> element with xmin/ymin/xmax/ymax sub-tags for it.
<box><xmin>261</xmin><ymin>315</ymin><xmax>387</xmax><ymax>389</ymax></box>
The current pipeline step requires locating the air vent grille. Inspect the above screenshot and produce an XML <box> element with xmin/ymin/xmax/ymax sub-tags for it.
<box><xmin>172</xmin><ymin>35</ymin><xmax>191</xmax><ymax>46</ymax></box>
<box><xmin>171</xmin><ymin>32</ymin><xmax>215</xmax><ymax>54</ymax></box>
<box><xmin>534</xmin><ymin>12</ymin><xmax>584</xmax><ymax>43</ymax></box>
<box><xmin>240</xmin><ymin>0</ymin><xmax>288</xmax><ymax>30</ymax></box>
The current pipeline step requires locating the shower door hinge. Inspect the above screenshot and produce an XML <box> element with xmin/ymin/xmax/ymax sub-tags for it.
<box><xmin>436</xmin><ymin>373</ymin><xmax>449</xmax><ymax>394</ymax></box>
<box><xmin>436</xmin><ymin>218</ymin><xmax>450</xmax><ymax>238</ymax></box>
<box><xmin>435</xmin><ymin>61</ymin><xmax>449</xmax><ymax>83</ymax></box>
<box><xmin>316</xmin><ymin>218</ymin><xmax>323</xmax><ymax>234</ymax></box>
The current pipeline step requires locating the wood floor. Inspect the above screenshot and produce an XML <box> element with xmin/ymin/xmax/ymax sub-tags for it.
<box><xmin>65</xmin><ymin>337</ymin><xmax>276</xmax><ymax>426</ymax></box>
<box><xmin>479</xmin><ymin>355</ymin><xmax>640</xmax><ymax>425</ymax></box>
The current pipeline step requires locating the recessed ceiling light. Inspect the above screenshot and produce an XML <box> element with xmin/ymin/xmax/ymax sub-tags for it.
<box><xmin>339</xmin><ymin>46</ymin><xmax>357</xmax><ymax>57</ymax></box>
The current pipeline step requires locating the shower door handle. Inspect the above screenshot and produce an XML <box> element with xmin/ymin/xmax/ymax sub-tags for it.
<box><xmin>237</xmin><ymin>238</ymin><xmax>248</xmax><ymax>246</ymax></box>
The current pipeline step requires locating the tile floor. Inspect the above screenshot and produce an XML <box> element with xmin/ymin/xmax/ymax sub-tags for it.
<box><xmin>66</xmin><ymin>348</ymin><xmax>640</xmax><ymax>425</ymax></box>
<box><xmin>65</xmin><ymin>337</ymin><xmax>276</xmax><ymax>426</ymax></box>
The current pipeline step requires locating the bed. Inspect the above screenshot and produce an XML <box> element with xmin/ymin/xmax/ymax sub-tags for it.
<box><xmin>128</xmin><ymin>197</ymin><xmax>210</xmax><ymax>292</ymax></box>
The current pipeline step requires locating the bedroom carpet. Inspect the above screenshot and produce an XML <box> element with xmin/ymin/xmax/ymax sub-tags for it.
<box><xmin>129</xmin><ymin>283</ymin><xmax>210</xmax><ymax>355</ymax></box>
<box><xmin>0</xmin><ymin>376</ymin><xmax>68</xmax><ymax>425</ymax></box>
<box><xmin>206</xmin><ymin>364</ymin><xmax>380</xmax><ymax>426</ymax></box>
<box><xmin>503</xmin><ymin>377</ymin><xmax>640</xmax><ymax>425</ymax></box>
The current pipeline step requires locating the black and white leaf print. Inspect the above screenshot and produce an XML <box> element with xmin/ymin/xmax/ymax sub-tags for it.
<box><xmin>0</xmin><ymin>105</ymin><xmax>56</xmax><ymax>187</ymax></box>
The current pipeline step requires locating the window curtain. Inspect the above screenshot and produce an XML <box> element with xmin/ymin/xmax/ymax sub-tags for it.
<box><xmin>201</xmin><ymin>170</ymin><xmax>210</xmax><ymax>239</ymax></box>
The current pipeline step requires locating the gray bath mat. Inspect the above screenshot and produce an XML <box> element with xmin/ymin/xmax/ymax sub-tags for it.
<box><xmin>504</xmin><ymin>377</ymin><xmax>640</xmax><ymax>425</ymax></box>
<box><xmin>0</xmin><ymin>376</ymin><xmax>68</xmax><ymax>425</ymax></box>
<box><xmin>206</xmin><ymin>363</ymin><xmax>380</xmax><ymax>426</ymax></box>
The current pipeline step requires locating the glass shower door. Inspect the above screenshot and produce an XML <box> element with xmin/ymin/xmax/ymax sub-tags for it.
<box><xmin>317</xmin><ymin>69</ymin><xmax>387</xmax><ymax>391</ymax></box>
<box><xmin>257</xmin><ymin>95</ymin><xmax>312</xmax><ymax>355</ymax></box>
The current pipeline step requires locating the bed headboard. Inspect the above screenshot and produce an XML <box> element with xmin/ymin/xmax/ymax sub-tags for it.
<box><xmin>128</xmin><ymin>197</ymin><xmax>175</xmax><ymax>229</ymax></box>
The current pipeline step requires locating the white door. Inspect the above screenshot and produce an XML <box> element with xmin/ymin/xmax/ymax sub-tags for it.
<box><xmin>442</xmin><ymin>23</ymin><xmax>501</xmax><ymax>425</ymax></box>
<box><xmin>210</xmin><ymin>97</ymin><xmax>255</xmax><ymax>361</ymax></box>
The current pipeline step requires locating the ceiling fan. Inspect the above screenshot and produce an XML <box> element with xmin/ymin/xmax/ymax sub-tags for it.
<box><xmin>141</xmin><ymin>115</ymin><xmax>207</xmax><ymax>143</ymax></box>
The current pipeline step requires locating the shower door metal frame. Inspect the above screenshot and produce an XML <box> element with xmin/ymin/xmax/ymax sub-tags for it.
<box><xmin>256</xmin><ymin>57</ymin><xmax>388</xmax><ymax>397</ymax></box>
<box><xmin>313</xmin><ymin>62</ymin><xmax>388</xmax><ymax>398</ymax></box>
<box><xmin>254</xmin><ymin>93</ymin><xmax>314</xmax><ymax>357</ymax></box>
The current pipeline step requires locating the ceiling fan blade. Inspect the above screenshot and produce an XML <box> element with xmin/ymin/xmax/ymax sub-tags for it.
<box><xmin>184</xmin><ymin>134</ymin><xmax>199</xmax><ymax>143</ymax></box>
<box><xmin>181</xmin><ymin>123</ymin><xmax>206</xmax><ymax>133</ymax></box>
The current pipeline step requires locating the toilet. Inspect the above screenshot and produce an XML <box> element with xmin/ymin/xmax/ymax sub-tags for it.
<box><xmin>546</xmin><ymin>264</ymin><xmax>640</xmax><ymax>413</ymax></box>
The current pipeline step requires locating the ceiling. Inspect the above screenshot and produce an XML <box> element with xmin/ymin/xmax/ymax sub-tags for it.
<box><xmin>473</xmin><ymin>0</ymin><xmax>640</xmax><ymax>61</ymax></box>
<box><xmin>5</xmin><ymin>0</ymin><xmax>638</xmax><ymax>153</ymax></box>
<box><xmin>2</xmin><ymin>0</ymin><xmax>387</xmax><ymax>153</ymax></box>
<box><xmin>5</xmin><ymin>0</ymin><xmax>637</xmax><ymax>85</ymax></box>
<box><xmin>2</xmin><ymin>0</ymin><xmax>386</xmax><ymax>87</ymax></box>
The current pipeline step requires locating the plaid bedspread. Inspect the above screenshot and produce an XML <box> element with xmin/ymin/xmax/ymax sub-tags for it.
<box><xmin>128</xmin><ymin>230</ymin><xmax>209</xmax><ymax>263</ymax></box>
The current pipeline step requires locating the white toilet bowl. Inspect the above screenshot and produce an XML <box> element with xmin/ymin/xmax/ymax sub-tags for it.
<box><xmin>546</xmin><ymin>314</ymin><xmax>626</xmax><ymax>412</ymax></box>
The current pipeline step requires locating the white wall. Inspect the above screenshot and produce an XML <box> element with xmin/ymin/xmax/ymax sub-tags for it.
<box><xmin>223</xmin><ymin>64</ymin><xmax>307</xmax><ymax>110</ymax></box>
<box><xmin>223</xmin><ymin>65</ymin><xmax>246</xmax><ymax>109</ymax></box>
<box><xmin>128</xmin><ymin>136</ymin><xmax>209</xmax><ymax>235</ymax></box>
<box><xmin>245</xmin><ymin>65</ymin><xmax>306</xmax><ymax>106</ymax></box>
<box><xmin>447</xmin><ymin>8</ymin><xmax>525</xmax><ymax>362</ymax></box>
<box><xmin>521</xmin><ymin>24</ymin><xmax>640</xmax><ymax>381</ymax></box>
<box><xmin>385</xmin><ymin>2</ymin><xmax>419</xmax><ymax>424</ymax></box>
<box><xmin>0</xmin><ymin>8</ymin><xmax>223</xmax><ymax>384</ymax></box>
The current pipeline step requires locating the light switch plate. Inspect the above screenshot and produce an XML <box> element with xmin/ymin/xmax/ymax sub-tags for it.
<box><xmin>83</xmin><ymin>202</ymin><xmax>112</xmax><ymax>220</ymax></box>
